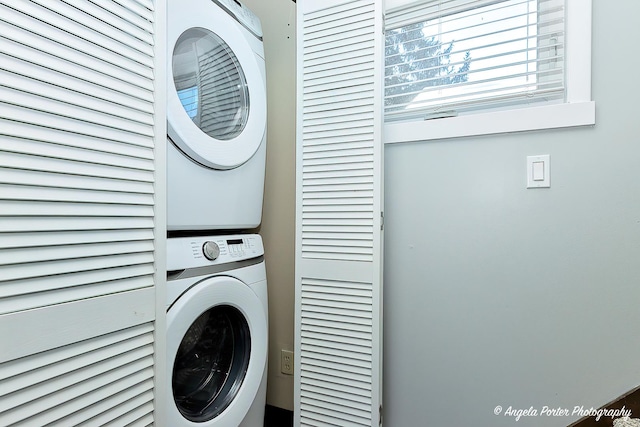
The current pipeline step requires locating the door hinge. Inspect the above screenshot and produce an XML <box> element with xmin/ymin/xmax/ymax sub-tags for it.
<box><xmin>380</xmin><ymin>211</ymin><xmax>384</xmax><ymax>231</ymax></box>
<box><xmin>379</xmin><ymin>404</ymin><xmax>383</xmax><ymax>425</ymax></box>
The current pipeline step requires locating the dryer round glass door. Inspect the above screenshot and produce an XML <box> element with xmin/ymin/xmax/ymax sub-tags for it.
<box><xmin>167</xmin><ymin>0</ymin><xmax>267</xmax><ymax>170</ymax></box>
<box><xmin>173</xmin><ymin>28</ymin><xmax>249</xmax><ymax>142</ymax></box>
<box><xmin>173</xmin><ymin>305</ymin><xmax>250</xmax><ymax>422</ymax></box>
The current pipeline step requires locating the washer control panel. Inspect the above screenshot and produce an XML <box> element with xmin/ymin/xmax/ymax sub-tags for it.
<box><xmin>168</xmin><ymin>234</ymin><xmax>264</xmax><ymax>270</ymax></box>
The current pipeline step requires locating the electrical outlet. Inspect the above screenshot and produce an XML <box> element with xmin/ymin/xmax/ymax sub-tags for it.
<box><xmin>281</xmin><ymin>349</ymin><xmax>294</xmax><ymax>375</ymax></box>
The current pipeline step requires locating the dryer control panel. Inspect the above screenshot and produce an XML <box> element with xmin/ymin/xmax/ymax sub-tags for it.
<box><xmin>167</xmin><ymin>234</ymin><xmax>264</xmax><ymax>270</ymax></box>
<box><xmin>214</xmin><ymin>0</ymin><xmax>263</xmax><ymax>39</ymax></box>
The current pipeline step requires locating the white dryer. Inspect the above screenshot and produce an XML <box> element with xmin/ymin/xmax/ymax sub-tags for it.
<box><xmin>167</xmin><ymin>234</ymin><xmax>268</xmax><ymax>427</ymax></box>
<box><xmin>167</xmin><ymin>0</ymin><xmax>267</xmax><ymax>231</ymax></box>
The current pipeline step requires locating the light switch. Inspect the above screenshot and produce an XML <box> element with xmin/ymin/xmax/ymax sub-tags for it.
<box><xmin>532</xmin><ymin>161</ymin><xmax>545</xmax><ymax>181</ymax></box>
<box><xmin>527</xmin><ymin>155</ymin><xmax>550</xmax><ymax>188</ymax></box>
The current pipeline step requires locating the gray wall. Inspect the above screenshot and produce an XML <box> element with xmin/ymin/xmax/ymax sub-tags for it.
<box><xmin>243</xmin><ymin>0</ymin><xmax>640</xmax><ymax>419</ymax></box>
<box><xmin>383</xmin><ymin>1</ymin><xmax>640</xmax><ymax>426</ymax></box>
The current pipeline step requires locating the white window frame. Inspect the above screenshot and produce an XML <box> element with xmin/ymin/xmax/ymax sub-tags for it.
<box><xmin>384</xmin><ymin>0</ymin><xmax>594</xmax><ymax>143</ymax></box>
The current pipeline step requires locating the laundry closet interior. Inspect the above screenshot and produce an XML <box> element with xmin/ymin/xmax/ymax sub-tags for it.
<box><xmin>1</xmin><ymin>1</ymin><xmax>640</xmax><ymax>427</ymax></box>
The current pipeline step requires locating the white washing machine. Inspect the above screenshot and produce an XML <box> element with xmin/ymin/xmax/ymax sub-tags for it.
<box><xmin>167</xmin><ymin>0</ymin><xmax>267</xmax><ymax>231</ymax></box>
<box><xmin>167</xmin><ymin>234</ymin><xmax>268</xmax><ymax>427</ymax></box>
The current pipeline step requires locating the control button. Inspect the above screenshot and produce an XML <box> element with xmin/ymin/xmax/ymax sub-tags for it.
<box><xmin>202</xmin><ymin>241</ymin><xmax>220</xmax><ymax>261</ymax></box>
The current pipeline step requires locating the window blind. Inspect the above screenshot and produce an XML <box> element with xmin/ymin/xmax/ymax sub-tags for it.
<box><xmin>385</xmin><ymin>0</ymin><xmax>565</xmax><ymax>122</ymax></box>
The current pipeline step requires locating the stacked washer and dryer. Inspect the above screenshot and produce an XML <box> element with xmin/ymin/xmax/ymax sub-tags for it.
<box><xmin>166</xmin><ymin>0</ymin><xmax>269</xmax><ymax>426</ymax></box>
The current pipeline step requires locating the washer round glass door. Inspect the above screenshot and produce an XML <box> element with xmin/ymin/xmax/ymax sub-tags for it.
<box><xmin>173</xmin><ymin>305</ymin><xmax>250</xmax><ymax>422</ymax></box>
<box><xmin>167</xmin><ymin>1</ymin><xmax>266</xmax><ymax>170</ymax></box>
<box><xmin>167</xmin><ymin>276</ymin><xmax>267</xmax><ymax>426</ymax></box>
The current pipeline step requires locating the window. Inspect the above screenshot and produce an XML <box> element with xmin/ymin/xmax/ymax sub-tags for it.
<box><xmin>384</xmin><ymin>0</ymin><xmax>594</xmax><ymax>141</ymax></box>
<box><xmin>178</xmin><ymin>86</ymin><xmax>198</xmax><ymax>118</ymax></box>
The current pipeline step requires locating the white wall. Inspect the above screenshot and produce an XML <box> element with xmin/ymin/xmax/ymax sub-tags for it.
<box><xmin>383</xmin><ymin>1</ymin><xmax>640</xmax><ymax>426</ymax></box>
<box><xmin>241</xmin><ymin>0</ymin><xmax>297</xmax><ymax>411</ymax></box>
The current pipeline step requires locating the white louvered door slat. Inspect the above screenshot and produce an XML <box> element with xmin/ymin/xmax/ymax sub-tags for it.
<box><xmin>296</xmin><ymin>1</ymin><xmax>384</xmax><ymax>426</ymax></box>
<box><xmin>0</xmin><ymin>5</ymin><xmax>153</xmax><ymax>86</ymax></box>
<box><xmin>0</xmin><ymin>0</ymin><xmax>161</xmax><ymax>425</ymax></box>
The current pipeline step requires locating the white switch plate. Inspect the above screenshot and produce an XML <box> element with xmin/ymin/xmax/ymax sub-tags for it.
<box><xmin>527</xmin><ymin>155</ymin><xmax>550</xmax><ymax>188</ymax></box>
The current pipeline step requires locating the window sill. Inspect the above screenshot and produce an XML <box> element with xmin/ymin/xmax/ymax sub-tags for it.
<box><xmin>383</xmin><ymin>101</ymin><xmax>596</xmax><ymax>144</ymax></box>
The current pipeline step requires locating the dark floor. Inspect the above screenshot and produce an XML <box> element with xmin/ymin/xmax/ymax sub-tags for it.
<box><xmin>263</xmin><ymin>393</ymin><xmax>640</xmax><ymax>427</ymax></box>
<box><xmin>568</xmin><ymin>386</ymin><xmax>640</xmax><ymax>427</ymax></box>
<box><xmin>264</xmin><ymin>405</ymin><xmax>293</xmax><ymax>427</ymax></box>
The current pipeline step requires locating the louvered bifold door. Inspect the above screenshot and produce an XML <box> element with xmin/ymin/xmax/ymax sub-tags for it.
<box><xmin>0</xmin><ymin>0</ymin><xmax>161</xmax><ymax>425</ymax></box>
<box><xmin>295</xmin><ymin>1</ymin><xmax>384</xmax><ymax>426</ymax></box>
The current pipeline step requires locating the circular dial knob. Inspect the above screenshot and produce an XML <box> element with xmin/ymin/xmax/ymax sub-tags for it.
<box><xmin>202</xmin><ymin>241</ymin><xmax>220</xmax><ymax>261</ymax></box>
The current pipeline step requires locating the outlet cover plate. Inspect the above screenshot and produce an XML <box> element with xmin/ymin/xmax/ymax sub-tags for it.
<box><xmin>281</xmin><ymin>349</ymin><xmax>294</xmax><ymax>375</ymax></box>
